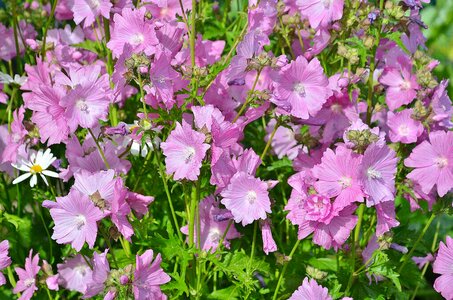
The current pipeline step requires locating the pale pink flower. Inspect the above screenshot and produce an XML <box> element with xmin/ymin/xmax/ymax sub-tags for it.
<box><xmin>57</xmin><ymin>254</ymin><xmax>93</xmax><ymax>293</ymax></box>
<box><xmin>433</xmin><ymin>236</ymin><xmax>453</xmax><ymax>300</ymax></box>
<box><xmin>387</xmin><ymin>109</ymin><xmax>423</xmax><ymax>144</ymax></box>
<box><xmin>297</xmin><ymin>0</ymin><xmax>344</xmax><ymax>29</ymax></box>
<box><xmin>84</xmin><ymin>250</ymin><xmax>110</xmax><ymax>298</ymax></box>
<box><xmin>375</xmin><ymin>202</ymin><xmax>399</xmax><ymax>236</ymax></box>
<box><xmin>272</xmin><ymin>56</ymin><xmax>331</xmax><ymax>119</ymax></box>
<box><xmin>44</xmin><ymin>189</ymin><xmax>104</xmax><ymax>251</ymax></box>
<box><xmin>71</xmin><ymin>0</ymin><xmax>112</xmax><ymax>28</ymax></box>
<box><xmin>289</xmin><ymin>277</ymin><xmax>332</xmax><ymax>300</ymax></box>
<box><xmin>13</xmin><ymin>250</ymin><xmax>40</xmax><ymax>300</ymax></box>
<box><xmin>221</xmin><ymin>172</ymin><xmax>272</xmax><ymax>226</ymax></box>
<box><xmin>0</xmin><ymin>240</ymin><xmax>11</xmax><ymax>286</ymax></box>
<box><xmin>261</xmin><ymin>219</ymin><xmax>277</xmax><ymax>255</ymax></box>
<box><xmin>404</xmin><ymin>130</ymin><xmax>453</xmax><ymax>197</ymax></box>
<box><xmin>161</xmin><ymin>121</ymin><xmax>210</xmax><ymax>181</ymax></box>
<box><xmin>133</xmin><ymin>250</ymin><xmax>171</xmax><ymax>300</ymax></box>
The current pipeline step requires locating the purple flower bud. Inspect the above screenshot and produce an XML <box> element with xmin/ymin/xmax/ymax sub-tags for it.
<box><xmin>227</xmin><ymin>78</ymin><xmax>246</xmax><ymax>86</ymax></box>
<box><xmin>390</xmin><ymin>243</ymin><xmax>408</xmax><ymax>254</ymax></box>
<box><xmin>104</xmin><ymin>122</ymin><xmax>128</xmax><ymax>136</ymax></box>
<box><xmin>213</xmin><ymin>211</ymin><xmax>234</xmax><ymax>222</ymax></box>
<box><xmin>253</xmin><ymin>272</ymin><xmax>266</xmax><ymax>288</ymax></box>
<box><xmin>120</xmin><ymin>275</ymin><xmax>129</xmax><ymax>285</ymax></box>
<box><xmin>368</xmin><ymin>12</ymin><xmax>378</xmax><ymax>24</ymax></box>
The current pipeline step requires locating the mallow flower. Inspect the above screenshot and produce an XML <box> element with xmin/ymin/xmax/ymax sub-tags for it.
<box><xmin>13</xmin><ymin>250</ymin><xmax>40</xmax><ymax>300</ymax></box>
<box><xmin>433</xmin><ymin>236</ymin><xmax>453</xmax><ymax>300</ymax></box>
<box><xmin>0</xmin><ymin>240</ymin><xmax>11</xmax><ymax>286</ymax></box>
<box><xmin>133</xmin><ymin>250</ymin><xmax>171</xmax><ymax>299</ymax></box>
<box><xmin>289</xmin><ymin>277</ymin><xmax>332</xmax><ymax>300</ymax></box>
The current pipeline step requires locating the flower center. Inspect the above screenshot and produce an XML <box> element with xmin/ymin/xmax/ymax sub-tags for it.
<box><xmin>331</xmin><ymin>103</ymin><xmax>343</xmax><ymax>113</ymax></box>
<box><xmin>246</xmin><ymin>190</ymin><xmax>257</xmax><ymax>204</ymax></box>
<box><xmin>293</xmin><ymin>83</ymin><xmax>306</xmax><ymax>96</ymax></box>
<box><xmin>209</xmin><ymin>229</ymin><xmax>221</xmax><ymax>244</ymax></box>
<box><xmin>30</xmin><ymin>164</ymin><xmax>43</xmax><ymax>173</ymax></box>
<box><xmin>367</xmin><ymin>167</ymin><xmax>382</xmax><ymax>179</ymax></box>
<box><xmin>400</xmin><ymin>80</ymin><xmax>411</xmax><ymax>90</ymax></box>
<box><xmin>76</xmin><ymin>99</ymin><xmax>89</xmax><ymax>113</ymax></box>
<box><xmin>74</xmin><ymin>263</ymin><xmax>89</xmax><ymax>276</ymax></box>
<box><xmin>435</xmin><ymin>156</ymin><xmax>448</xmax><ymax>168</ymax></box>
<box><xmin>89</xmin><ymin>0</ymin><xmax>100</xmax><ymax>9</ymax></box>
<box><xmin>304</xmin><ymin>194</ymin><xmax>332</xmax><ymax>222</ymax></box>
<box><xmin>339</xmin><ymin>176</ymin><xmax>352</xmax><ymax>188</ymax></box>
<box><xmin>24</xmin><ymin>278</ymin><xmax>35</xmax><ymax>288</ymax></box>
<box><xmin>184</xmin><ymin>146</ymin><xmax>196</xmax><ymax>164</ymax></box>
<box><xmin>322</xmin><ymin>0</ymin><xmax>332</xmax><ymax>8</ymax></box>
<box><xmin>397</xmin><ymin>124</ymin><xmax>410</xmax><ymax>136</ymax></box>
<box><xmin>131</xmin><ymin>33</ymin><xmax>145</xmax><ymax>45</ymax></box>
<box><xmin>75</xmin><ymin>214</ymin><xmax>87</xmax><ymax>230</ymax></box>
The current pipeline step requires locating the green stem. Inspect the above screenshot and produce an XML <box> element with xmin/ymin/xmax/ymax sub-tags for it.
<box><xmin>232</xmin><ymin>69</ymin><xmax>262</xmax><ymax>123</ymax></box>
<box><xmin>398</xmin><ymin>213</ymin><xmax>436</xmax><ymax>274</ymax></box>
<box><xmin>88</xmin><ymin>128</ymin><xmax>111</xmax><ymax>169</ymax></box>
<box><xmin>354</xmin><ymin>204</ymin><xmax>365</xmax><ymax>242</ymax></box>
<box><xmin>247</xmin><ymin>222</ymin><xmax>258</xmax><ymax>275</ymax></box>
<box><xmin>260</xmin><ymin>120</ymin><xmax>279</xmax><ymax>162</ymax></box>
<box><xmin>137</xmin><ymin>72</ymin><xmax>148</xmax><ymax>117</ymax></box>
<box><xmin>272</xmin><ymin>239</ymin><xmax>301</xmax><ymax>300</ymax></box>
<box><xmin>41</xmin><ymin>0</ymin><xmax>58</xmax><ymax>59</ymax></box>
<box><xmin>188</xmin><ymin>183</ymin><xmax>199</xmax><ymax>247</ymax></box>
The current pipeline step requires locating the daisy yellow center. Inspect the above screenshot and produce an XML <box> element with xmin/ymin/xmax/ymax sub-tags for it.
<box><xmin>435</xmin><ymin>156</ymin><xmax>448</xmax><ymax>168</ymax></box>
<box><xmin>184</xmin><ymin>147</ymin><xmax>196</xmax><ymax>164</ymax></box>
<box><xmin>293</xmin><ymin>83</ymin><xmax>306</xmax><ymax>96</ymax></box>
<box><xmin>398</xmin><ymin>124</ymin><xmax>410</xmax><ymax>136</ymax></box>
<box><xmin>367</xmin><ymin>167</ymin><xmax>382</xmax><ymax>179</ymax></box>
<box><xmin>76</xmin><ymin>215</ymin><xmax>87</xmax><ymax>230</ymax></box>
<box><xmin>339</xmin><ymin>176</ymin><xmax>352</xmax><ymax>188</ymax></box>
<box><xmin>246</xmin><ymin>190</ymin><xmax>257</xmax><ymax>204</ymax></box>
<box><xmin>30</xmin><ymin>164</ymin><xmax>43</xmax><ymax>173</ymax></box>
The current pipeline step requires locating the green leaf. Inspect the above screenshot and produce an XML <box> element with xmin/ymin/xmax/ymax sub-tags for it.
<box><xmin>308</xmin><ymin>257</ymin><xmax>338</xmax><ymax>272</ymax></box>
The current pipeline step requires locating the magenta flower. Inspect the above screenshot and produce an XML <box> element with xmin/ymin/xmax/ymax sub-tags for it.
<box><xmin>84</xmin><ymin>250</ymin><xmax>110</xmax><ymax>298</ymax></box>
<box><xmin>272</xmin><ymin>56</ymin><xmax>331</xmax><ymax>119</ymax></box>
<box><xmin>387</xmin><ymin>109</ymin><xmax>423</xmax><ymax>144</ymax></box>
<box><xmin>13</xmin><ymin>250</ymin><xmax>40</xmax><ymax>300</ymax></box>
<box><xmin>71</xmin><ymin>0</ymin><xmax>112</xmax><ymax>28</ymax></box>
<box><xmin>181</xmin><ymin>196</ymin><xmax>240</xmax><ymax>252</ymax></box>
<box><xmin>45</xmin><ymin>189</ymin><xmax>104</xmax><ymax>251</ymax></box>
<box><xmin>57</xmin><ymin>254</ymin><xmax>93</xmax><ymax>293</ymax></box>
<box><xmin>312</xmin><ymin>147</ymin><xmax>365</xmax><ymax>210</ymax></box>
<box><xmin>359</xmin><ymin>143</ymin><xmax>397</xmax><ymax>206</ymax></box>
<box><xmin>379</xmin><ymin>56</ymin><xmax>419</xmax><ymax>110</ymax></box>
<box><xmin>433</xmin><ymin>236</ymin><xmax>453</xmax><ymax>300</ymax></box>
<box><xmin>431</xmin><ymin>80</ymin><xmax>452</xmax><ymax>128</ymax></box>
<box><xmin>161</xmin><ymin>121</ymin><xmax>210</xmax><ymax>181</ymax></box>
<box><xmin>297</xmin><ymin>0</ymin><xmax>344</xmax><ymax>29</ymax></box>
<box><xmin>261</xmin><ymin>220</ymin><xmax>277</xmax><ymax>255</ymax></box>
<box><xmin>133</xmin><ymin>250</ymin><xmax>171</xmax><ymax>300</ymax></box>
<box><xmin>289</xmin><ymin>277</ymin><xmax>332</xmax><ymax>300</ymax></box>
<box><xmin>404</xmin><ymin>130</ymin><xmax>453</xmax><ymax>197</ymax></box>
<box><xmin>73</xmin><ymin>169</ymin><xmax>116</xmax><ymax>210</ymax></box>
<box><xmin>0</xmin><ymin>240</ymin><xmax>11</xmax><ymax>286</ymax></box>
<box><xmin>107</xmin><ymin>7</ymin><xmax>158</xmax><ymax>57</ymax></box>
<box><xmin>221</xmin><ymin>172</ymin><xmax>272</xmax><ymax>226</ymax></box>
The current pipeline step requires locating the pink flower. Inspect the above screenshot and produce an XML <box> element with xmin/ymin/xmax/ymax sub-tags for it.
<box><xmin>404</xmin><ymin>130</ymin><xmax>453</xmax><ymax>197</ymax></box>
<box><xmin>431</xmin><ymin>80</ymin><xmax>452</xmax><ymax>128</ymax></box>
<box><xmin>375</xmin><ymin>202</ymin><xmax>399</xmax><ymax>236</ymax></box>
<box><xmin>261</xmin><ymin>220</ymin><xmax>277</xmax><ymax>255</ymax></box>
<box><xmin>379</xmin><ymin>56</ymin><xmax>419</xmax><ymax>110</ymax></box>
<box><xmin>289</xmin><ymin>277</ymin><xmax>332</xmax><ymax>300</ymax></box>
<box><xmin>387</xmin><ymin>109</ymin><xmax>423</xmax><ymax>144</ymax></box>
<box><xmin>312</xmin><ymin>147</ymin><xmax>365</xmax><ymax>210</ymax></box>
<box><xmin>45</xmin><ymin>189</ymin><xmax>104</xmax><ymax>251</ymax></box>
<box><xmin>1</xmin><ymin>106</ymin><xmax>27</xmax><ymax>163</ymax></box>
<box><xmin>111</xmin><ymin>179</ymin><xmax>134</xmax><ymax>241</ymax></box>
<box><xmin>0</xmin><ymin>240</ymin><xmax>11</xmax><ymax>286</ymax></box>
<box><xmin>13</xmin><ymin>250</ymin><xmax>40</xmax><ymax>300</ymax></box>
<box><xmin>412</xmin><ymin>253</ymin><xmax>434</xmax><ymax>269</ymax></box>
<box><xmin>73</xmin><ymin>169</ymin><xmax>116</xmax><ymax>211</ymax></box>
<box><xmin>161</xmin><ymin>121</ymin><xmax>210</xmax><ymax>181</ymax></box>
<box><xmin>84</xmin><ymin>250</ymin><xmax>110</xmax><ymax>298</ymax></box>
<box><xmin>221</xmin><ymin>172</ymin><xmax>272</xmax><ymax>226</ymax></box>
<box><xmin>107</xmin><ymin>7</ymin><xmax>158</xmax><ymax>57</ymax></box>
<box><xmin>265</xmin><ymin>119</ymin><xmax>301</xmax><ymax>160</ymax></box>
<box><xmin>297</xmin><ymin>0</ymin><xmax>344</xmax><ymax>29</ymax></box>
<box><xmin>359</xmin><ymin>144</ymin><xmax>397</xmax><ymax>206</ymax></box>
<box><xmin>433</xmin><ymin>236</ymin><xmax>453</xmax><ymax>300</ymax></box>
<box><xmin>272</xmin><ymin>56</ymin><xmax>331</xmax><ymax>119</ymax></box>
<box><xmin>57</xmin><ymin>254</ymin><xmax>93</xmax><ymax>293</ymax></box>
<box><xmin>71</xmin><ymin>0</ymin><xmax>112</xmax><ymax>28</ymax></box>
<box><xmin>181</xmin><ymin>196</ymin><xmax>240</xmax><ymax>252</ymax></box>
<box><xmin>133</xmin><ymin>250</ymin><xmax>171</xmax><ymax>300</ymax></box>
<box><xmin>126</xmin><ymin>191</ymin><xmax>154</xmax><ymax>218</ymax></box>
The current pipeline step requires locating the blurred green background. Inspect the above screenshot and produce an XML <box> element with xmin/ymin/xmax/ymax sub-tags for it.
<box><xmin>422</xmin><ymin>0</ymin><xmax>453</xmax><ymax>95</ymax></box>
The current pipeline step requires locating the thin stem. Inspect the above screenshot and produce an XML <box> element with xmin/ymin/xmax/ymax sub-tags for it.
<box><xmin>272</xmin><ymin>239</ymin><xmax>301</xmax><ymax>300</ymax></box>
<box><xmin>12</xmin><ymin>1</ymin><xmax>22</xmax><ymax>71</ymax></box>
<box><xmin>41</xmin><ymin>0</ymin><xmax>58</xmax><ymax>59</ymax></box>
<box><xmin>232</xmin><ymin>69</ymin><xmax>262</xmax><ymax>123</ymax></box>
<box><xmin>100</xmin><ymin>226</ymin><xmax>119</xmax><ymax>268</ymax></box>
<box><xmin>88</xmin><ymin>128</ymin><xmax>111</xmax><ymax>169</ymax></box>
<box><xmin>398</xmin><ymin>213</ymin><xmax>436</xmax><ymax>274</ymax></box>
<box><xmin>189</xmin><ymin>0</ymin><xmax>196</xmax><ymax>69</ymax></box>
<box><xmin>247</xmin><ymin>222</ymin><xmax>258</xmax><ymax>275</ymax></box>
<box><xmin>260</xmin><ymin>121</ymin><xmax>279</xmax><ymax>162</ymax></box>
<box><xmin>188</xmin><ymin>183</ymin><xmax>199</xmax><ymax>247</ymax></box>
<box><xmin>354</xmin><ymin>204</ymin><xmax>365</xmax><ymax>242</ymax></box>
<box><xmin>137</xmin><ymin>72</ymin><xmax>148</xmax><ymax>117</ymax></box>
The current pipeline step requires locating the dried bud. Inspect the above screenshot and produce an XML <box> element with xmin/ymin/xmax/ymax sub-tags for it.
<box><xmin>306</xmin><ymin>266</ymin><xmax>328</xmax><ymax>280</ymax></box>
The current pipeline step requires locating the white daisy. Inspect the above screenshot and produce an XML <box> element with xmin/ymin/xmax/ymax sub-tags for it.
<box><xmin>12</xmin><ymin>149</ymin><xmax>59</xmax><ymax>187</ymax></box>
